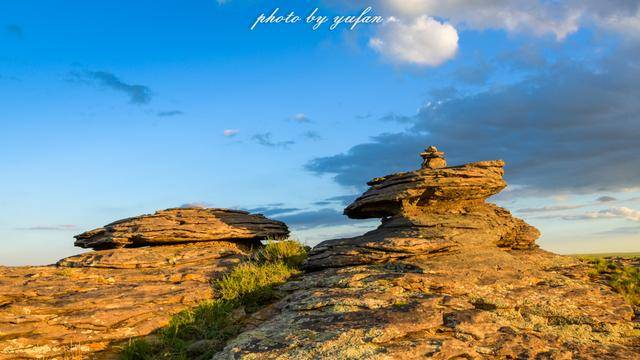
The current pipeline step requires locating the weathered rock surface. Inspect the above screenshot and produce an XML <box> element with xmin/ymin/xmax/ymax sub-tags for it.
<box><xmin>74</xmin><ymin>208</ymin><xmax>288</xmax><ymax>250</ymax></box>
<box><xmin>214</xmin><ymin>147</ymin><xmax>640</xmax><ymax>359</ymax></box>
<box><xmin>0</xmin><ymin>241</ymin><xmax>249</xmax><ymax>359</ymax></box>
<box><xmin>345</xmin><ymin>159</ymin><xmax>507</xmax><ymax>219</ymax></box>
<box><xmin>0</xmin><ymin>207</ymin><xmax>290</xmax><ymax>359</ymax></box>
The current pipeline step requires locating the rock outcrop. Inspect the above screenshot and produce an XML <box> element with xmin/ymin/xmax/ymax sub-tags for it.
<box><xmin>214</xmin><ymin>147</ymin><xmax>640</xmax><ymax>359</ymax></box>
<box><xmin>303</xmin><ymin>148</ymin><xmax>538</xmax><ymax>270</ymax></box>
<box><xmin>74</xmin><ymin>208</ymin><xmax>289</xmax><ymax>250</ymax></box>
<box><xmin>0</xmin><ymin>208</ymin><xmax>288</xmax><ymax>359</ymax></box>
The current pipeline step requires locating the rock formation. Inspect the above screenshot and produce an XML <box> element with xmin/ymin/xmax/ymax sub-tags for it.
<box><xmin>214</xmin><ymin>147</ymin><xmax>640</xmax><ymax>359</ymax></box>
<box><xmin>303</xmin><ymin>147</ymin><xmax>539</xmax><ymax>270</ymax></box>
<box><xmin>0</xmin><ymin>208</ymin><xmax>288</xmax><ymax>359</ymax></box>
<box><xmin>74</xmin><ymin>207</ymin><xmax>289</xmax><ymax>249</ymax></box>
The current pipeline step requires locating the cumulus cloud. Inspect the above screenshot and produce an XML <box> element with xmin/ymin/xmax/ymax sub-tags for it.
<box><xmin>369</xmin><ymin>16</ymin><xmax>458</xmax><ymax>66</ymax></box>
<box><xmin>306</xmin><ymin>53</ymin><xmax>640</xmax><ymax>196</ymax></box>
<box><xmin>381</xmin><ymin>0</ymin><xmax>581</xmax><ymax>40</ymax></box>
<box><xmin>377</xmin><ymin>0</ymin><xmax>640</xmax><ymax>40</ymax></box>
<box><xmin>70</xmin><ymin>70</ymin><xmax>151</xmax><ymax>105</ymax></box>
<box><xmin>252</xmin><ymin>132</ymin><xmax>295</xmax><ymax>148</ymax></box>
<box><xmin>223</xmin><ymin>129</ymin><xmax>240</xmax><ymax>137</ymax></box>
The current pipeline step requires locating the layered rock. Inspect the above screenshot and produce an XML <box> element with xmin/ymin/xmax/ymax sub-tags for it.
<box><xmin>304</xmin><ymin>148</ymin><xmax>538</xmax><ymax>270</ymax></box>
<box><xmin>0</xmin><ymin>208</ymin><xmax>289</xmax><ymax>359</ymax></box>
<box><xmin>214</xmin><ymin>147</ymin><xmax>639</xmax><ymax>359</ymax></box>
<box><xmin>74</xmin><ymin>207</ymin><xmax>289</xmax><ymax>250</ymax></box>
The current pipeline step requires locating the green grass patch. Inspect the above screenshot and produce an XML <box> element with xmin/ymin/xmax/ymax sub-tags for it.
<box><xmin>573</xmin><ymin>252</ymin><xmax>640</xmax><ymax>259</ymax></box>
<box><xmin>587</xmin><ymin>258</ymin><xmax>640</xmax><ymax>309</ymax></box>
<box><xmin>120</xmin><ymin>240</ymin><xmax>308</xmax><ymax>360</ymax></box>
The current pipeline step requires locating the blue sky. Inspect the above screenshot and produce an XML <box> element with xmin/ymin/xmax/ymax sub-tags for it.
<box><xmin>1</xmin><ymin>1</ymin><xmax>639</xmax><ymax>265</ymax></box>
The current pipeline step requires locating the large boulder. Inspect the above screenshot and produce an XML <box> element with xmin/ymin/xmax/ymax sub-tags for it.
<box><xmin>74</xmin><ymin>207</ymin><xmax>289</xmax><ymax>250</ymax></box>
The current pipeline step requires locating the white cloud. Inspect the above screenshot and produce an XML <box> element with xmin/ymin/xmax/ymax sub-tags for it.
<box><xmin>565</xmin><ymin>207</ymin><xmax>640</xmax><ymax>222</ymax></box>
<box><xmin>369</xmin><ymin>16</ymin><xmax>458</xmax><ymax>66</ymax></box>
<box><xmin>377</xmin><ymin>0</ymin><xmax>640</xmax><ymax>40</ymax></box>
<box><xmin>517</xmin><ymin>205</ymin><xmax>585</xmax><ymax>214</ymax></box>
<box><xmin>290</xmin><ymin>113</ymin><xmax>311</xmax><ymax>123</ymax></box>
<box><xmin>223</xmin><ymin>129</ymin><xmax>239</xmax><ymax>137</ymax></box>
<box><xmin>181</xmin><ymin>202</ymin><xmax>214</xmax><ymax>208</ymax></box>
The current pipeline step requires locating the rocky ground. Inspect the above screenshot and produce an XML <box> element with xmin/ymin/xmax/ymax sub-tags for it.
<box><xmin>0</xmin><ymin>209</ymin><xmax>288</xmax><ymax>359</ymax></box>
<box><xmin>214</xmin><ymin>147</ymin><xmax>640</xmax><ymax>359</ymax></box>
<box><xmin>0</xmin><ymin>147</ymin><xmax>638</xmax><ymax>359</ymax></box>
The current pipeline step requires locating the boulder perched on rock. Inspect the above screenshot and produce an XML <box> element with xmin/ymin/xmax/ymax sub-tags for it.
<box><xmin>74</xmin><ymin>207</ymin><xmax>289</xmax><ymax>250</ymax></box>
<box><xmin>214</xmin><ymin>147</ymin><xmax>639</xmax><ymax>359</ymax></box>
<box><xmin>304</xmin><ymin>148</ymin><xmax>537</xmax><ymax>270</ymax></box>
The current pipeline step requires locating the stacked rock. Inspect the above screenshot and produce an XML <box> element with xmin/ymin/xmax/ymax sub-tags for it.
<box><xmin>420</xmin><ymin>145</ymin><xmax>447</xmax><ymax>169</ymax></box>
<box><xmin>303</xmin><ymin>146</ymin><xmax>539</xmax><ymax>270</ymax></box>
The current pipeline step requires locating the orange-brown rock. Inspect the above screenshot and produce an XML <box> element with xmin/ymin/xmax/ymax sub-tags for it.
<box><xmin>213</xmin><ymin>147</ymin><xmax>639</xmax><ymax>359</ymax></box>
<box><xmin>74</xmin><ymin>208</ymin><xmax>288</xmax><ymax>250</ymax></box>
<box><xmin>0</xmin><ymin>241</ymin><xmax>249</xmax><ymax>359</ymax></box>
<box><xmin>0</xmin><ymin>207</ymin><xmax>290</xmax><ymax>359</ymax></box>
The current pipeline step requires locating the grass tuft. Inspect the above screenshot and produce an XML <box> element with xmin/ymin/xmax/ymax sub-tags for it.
<box><xmin>120</xmin><ymin>240</ymin><xmax>308</xmax><ymax>360</ymax></box>
<box><xmin>250</xmin><ymin>239</ymin><xmax>310</xmax><ymax>268</ymax></box>
<box><xmin>587</xmin><ymin>258</ymin><xmax>640</xmax><ymax>308</ymax></box>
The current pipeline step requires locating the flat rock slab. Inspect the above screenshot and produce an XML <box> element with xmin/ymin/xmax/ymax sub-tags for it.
<box><xmin>0</xmin><ymin>242</ymin><xmax>246</xmax><ymax>359</ymax></box>
<box><xmin>74</xmin><ymin>208</ymin><xmax>289</xmax><ymax>250</ymax></box>
<box><xmin>345</xmin><ymin>160</ymin><xmax>506</xmax><ymax>219</ymax></box>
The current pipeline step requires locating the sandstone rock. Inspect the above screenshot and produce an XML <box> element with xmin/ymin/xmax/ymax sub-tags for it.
<box><xmin>345</xmin><ymin>160</ymin><xmax>506</xmax><ymax>219</ymax></box>
<box><xmin>304</xmin><ymin>150</ymin><xmax>534</xmax><ymax>270</ymax></box>
<box><xmin>420</xmin><ymin>145</ymin><xmax>447</xmax><ymax>169</ymax></box>
<box><xmin>74</xmin><ymin>207</ymin><xmax>288</xmax><ymax>250</ymax></box>
<box><xmin>0</xmin><ymin>241</ymin><xmax>248</xmax><ymax>359</ymax></box>
<box><xmin>0</xmin><ymin>206</ymin><xmax>290</xmax><ymax>359</ymax></box>
<box><xmin>213</xmin><ymin>147</ymin><xmax>640</xmax><ymax>359</ymax></box>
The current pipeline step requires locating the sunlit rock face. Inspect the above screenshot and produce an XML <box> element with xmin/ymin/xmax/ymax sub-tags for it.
<box><xmin>0</xmin><ymin>208</ymin><xmax>288</xmax><ymax>359</ymax></box>
<box><xmin>74</xmin><ymin>207</ymin><xmax>289</xmax><ymax>249</ymax></box>
<box><xmin>215</xmin><ymin>147</ymin><xmax>639</xmax><ymax>360</ymax></box>
<box><xmin>304</xmin><ymin>147</ymin><xmax>538</xmax><ymax>271</ymax></box>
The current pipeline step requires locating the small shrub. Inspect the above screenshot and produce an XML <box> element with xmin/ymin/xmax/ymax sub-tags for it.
<box><xmin>588</xmin><ymin>258</ymin><xmax>640</xmax><ymax>308</ymax></box>
<box><xmin>120</xmin><ymin>239</ymin><xmax>308</xmax><ymax>359</ymax></box>
<box><xmin>250</xmin><ymin>239</ymin><xmax>310</xmax><ymax>267</ymax></box>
